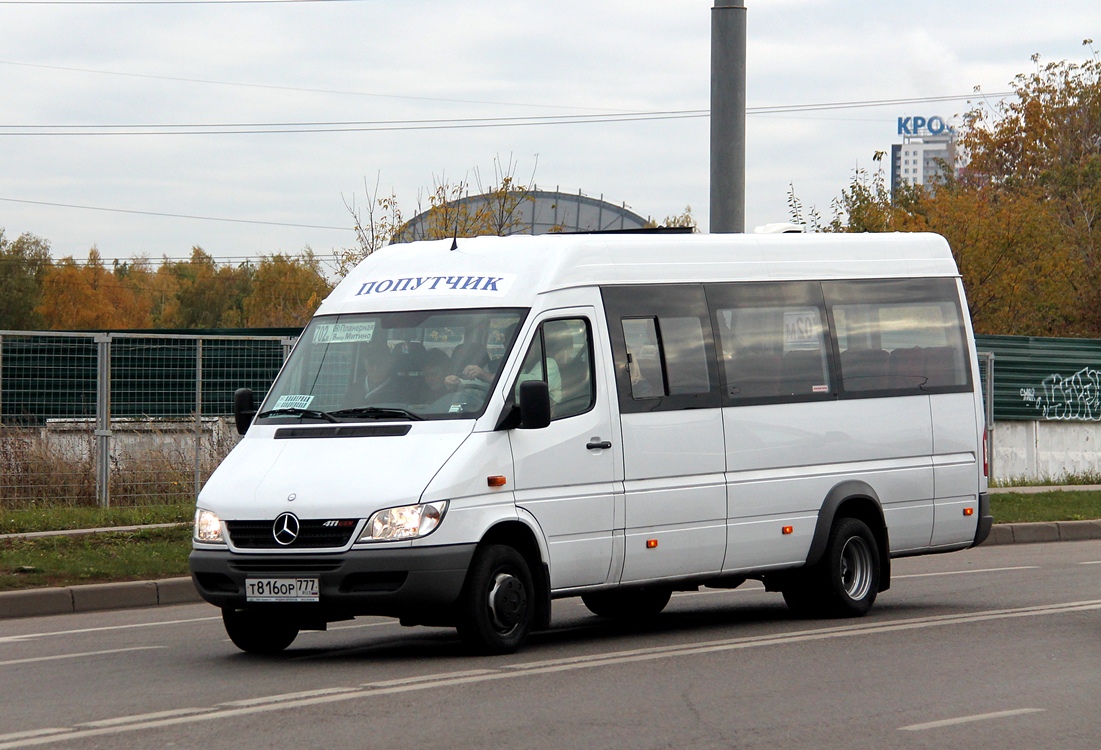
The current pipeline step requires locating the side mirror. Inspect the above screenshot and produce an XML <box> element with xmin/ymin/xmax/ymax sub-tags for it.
<box><xmin>518</xmin><ymin>380</ymin><xmax>551</xmax><ymax>430</ymax></box>
<box><xmin>233</xmin><ymin>388</ymin><xmax>256</xmax><ymax>435</ymax></box>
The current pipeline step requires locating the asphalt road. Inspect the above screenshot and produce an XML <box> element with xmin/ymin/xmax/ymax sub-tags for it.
<box><xmin>2</xmin><ymin>540</ymin><xmax>1100</xmax><ymax>750</ymax></box>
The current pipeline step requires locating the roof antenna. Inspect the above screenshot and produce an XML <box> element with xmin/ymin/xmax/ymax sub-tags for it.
<box><xmin>450</xmin><ymin>182</ymin><xmax>464</xmax><ymax>251</ymax></box>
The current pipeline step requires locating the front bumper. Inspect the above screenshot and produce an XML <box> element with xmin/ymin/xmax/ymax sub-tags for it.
<box><xmin>189</xmin><ymin>543</ymin><xmax>477</xmax><ymax>624</ymax></box>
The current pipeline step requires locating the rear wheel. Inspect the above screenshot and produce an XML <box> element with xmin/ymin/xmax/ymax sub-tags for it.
<box><xmin>456</xmin><ymin>544</ymin><xmax>534</xmax><ymax>654</ymax></box>
<box><xmin>581</xmin><ymin>587</ymin><xmax>672</xmax><ymax>620</ymax></box>
<box><xmin>782</xmin><ymin>517</ymin><xmax>880</xmax><ymax>618</ymax></box>
<box><xmin>222</xmin><ymin>609</ymin><xmax>300</xmax><ymax>654</ymax></box>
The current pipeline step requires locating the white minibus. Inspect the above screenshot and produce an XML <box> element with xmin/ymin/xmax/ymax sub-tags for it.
<box><xmin>189</xmin><ymin>232</ymin><xmax>991</xmax><ymax>654</ymax></box>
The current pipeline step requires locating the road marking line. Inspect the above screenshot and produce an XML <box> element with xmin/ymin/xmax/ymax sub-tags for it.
<box><xmin>0</xmin><ymin>731</ymin><xmax>68</xmax><ymax>743</ymax></box>
<box><xmin>219</xmin><ymin>687</ymin><xmax>361</xmax><ymax>708</ymax></box>
<box><xmin>362</xmin><ymin>669</ymin><xmax>497</xmax><ymax>689</ymax></box>
<box><xmin>0</xmin><ymin>601</ymin><xmax>1097</xmax><ymax>750</ymax></box>
<box><xmin>1077</xmin><ymin>561</ymin><xmax>1101</xmax><ymax>565</ymax></box>
<box><xmin>0</xmin><ymin>616</ymin><xmax>219</xmax><ymax>645</ymax></box>
<box><xmin>0</xmin><ymin>646</ymin><xmax>164</xmax><ymax>667</ymax></box>
<box><xmin>76</xmin><ymin>708</ymin><xmax>210</xmax><ymax>728</ymax></box>
<box><xmin>894</xmin><ymin>566</ymin><xmax>1039</xmax><ymax>579</ymax></box>
<box><xmin>899</xmin><ymin>708</ymin><xmax>1045</xmax><ymax>731</ymax></box>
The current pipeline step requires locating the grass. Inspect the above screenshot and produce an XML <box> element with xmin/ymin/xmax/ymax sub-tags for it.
<box><xmin>0</xmin><ymin>526</ymin><xmax>191</xmax><ymax>592</ymax></box>
<box><xmin>989</xmin><ymin>490</ymin><xmax>1101</xmax><ymax>524</ymax></box>
<box><xmin>0</xmin><ymin>504</ymin><xmax>193</xmax><ymax>535</ymax></box>
<box><xmin>0</xmin><ymin>493</ymin><xmax>1098</xmax><ymax>594</ymax></box>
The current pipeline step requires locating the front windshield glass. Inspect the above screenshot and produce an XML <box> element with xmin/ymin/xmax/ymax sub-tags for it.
<box><xmin>259</xmin><ymin>308</ymin><xmax>526</xmax><ymax>423</ymax></box>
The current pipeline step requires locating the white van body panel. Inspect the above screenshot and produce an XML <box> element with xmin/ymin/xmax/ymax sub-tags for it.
<box><xmin>619</xmin><ymin>410</ymin><xmax>727</xmax><ymax>581</ymax></box>
<box><xmin>198</xmin><ymin>421</ymin><xmax>471</xmax><ymax>524</ymax></box>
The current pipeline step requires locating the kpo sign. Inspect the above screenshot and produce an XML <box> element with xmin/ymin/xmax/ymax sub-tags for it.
<box><xmin>897</xmin><ymin>116</ymin><xmax>952</xmax><ymax>136</ymax></box>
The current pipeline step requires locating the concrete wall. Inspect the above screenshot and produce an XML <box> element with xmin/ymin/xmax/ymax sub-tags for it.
<box><xmin>993</xmin><ymin>420</ymin><xmax>1101</xmax><ymax>483</ymax></box>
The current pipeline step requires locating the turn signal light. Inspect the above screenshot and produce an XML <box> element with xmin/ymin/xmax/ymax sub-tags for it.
<box><xmin>646</xmin><ymin>539</ymin><xmax>658</xmax><ymax>549</ymax></box>
<box><xmin>487</xmin><ymin>475</ymin><xmax>507</xmax><ymax>487</ymax></box>
<box><xmin>782</xmin><ymin>526</ymin><xmax>794</xmax><ymax>535</ymax></box>
<box><xmin>963</xmin><ymin>507</ymin><xmax>974</xmax><ymax>516</ymax></box>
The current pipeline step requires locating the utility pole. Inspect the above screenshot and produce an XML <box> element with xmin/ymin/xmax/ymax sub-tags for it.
<box><xmin>710</xmin><ymin>0</ymin><xmax>746</xmax><ymax>233</ymax></box>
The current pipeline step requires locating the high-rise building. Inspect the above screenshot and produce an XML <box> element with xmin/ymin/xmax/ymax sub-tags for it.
<box><xmin>890</xmin><ymin>115</ymin><xmax>958</xmax><ymax>199</ymax></box>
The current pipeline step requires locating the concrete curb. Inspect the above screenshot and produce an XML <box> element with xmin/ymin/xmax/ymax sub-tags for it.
<box><xmin>981</xmin><ymin>519</ymin><xmax>1101</xmax><ymax>546</ymax></box>
<box><xmin>0</xmin><ymin>577</ymin><xmax>201</xmax><ymax>621</ymax></box>
<box><xmin>2</xmin><ymin>519</ymin><xmax>1101</xmax><ymax>621</ymax></box>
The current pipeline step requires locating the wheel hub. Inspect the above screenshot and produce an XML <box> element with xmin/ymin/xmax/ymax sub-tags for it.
<box><xmin>488</xmin><ymin>572</ymin><xmax>527</xmax><ymax>631</ymax></box>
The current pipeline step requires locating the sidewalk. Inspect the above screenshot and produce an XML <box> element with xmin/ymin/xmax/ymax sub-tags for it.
<box><xmin>3</xmin><ymin>517</ymin><xmax>1101</xmax><ymax>622</ymax></box>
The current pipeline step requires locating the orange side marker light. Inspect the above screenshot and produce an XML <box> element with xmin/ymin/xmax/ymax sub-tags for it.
<box><xmin>646</xmin><ymin>539</ymin><xmax>659</xmax><ymax>549</ymax></box>
<box><xmin>963</xmin><ymin>507</ymin><xmax>974</xmax><ymax>516</ymax></box>
<box><xmin>487</xmin><ymin>475</ymin><xmax>507</xmax><ymax>488</ymax></box>
<box><xmin>782</xmin><ymin>526</ymin><xmax>794</xmax><ymax>535</ymax></box>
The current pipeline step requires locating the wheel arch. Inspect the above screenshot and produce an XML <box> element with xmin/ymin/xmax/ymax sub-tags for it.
<box><xmin>476</xmin><ymin>518</ymin><xmax>552</xmax><ymax>630</ymax></box>
<box><xmin>807</xmin><ymin>481</ymin><xmax>891</xmax><ymax>592</ymax></box>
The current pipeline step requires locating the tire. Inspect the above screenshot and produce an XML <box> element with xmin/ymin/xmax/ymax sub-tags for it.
<box><xmin>782</xmin><ymin>517</ymin><xmax>880</xmax><ymax>618</ymax></box>
<box><xmin>222</xmin><ymin>608</ymin><xmax>300</xmax><ymax>654</ymax></box>
<box><xmin>456</xmin><ymin>544</ymin><xmax>534</xmax><ymax>654</ymax></box>
<box><xmin>581</xmin><ymin>587</ymin><xmax>672</xmax><ymax>620</ymax></box>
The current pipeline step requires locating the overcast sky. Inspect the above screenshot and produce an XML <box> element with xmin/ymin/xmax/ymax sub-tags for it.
<box><xmin>0</xmin><ymin>0</ymin><xmax>1098</xmax><ymax>267</ymax></box>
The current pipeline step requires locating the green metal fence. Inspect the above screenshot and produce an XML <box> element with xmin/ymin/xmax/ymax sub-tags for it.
<box><xmin>0</xmin><ymin>330</ymin><xmax>296</xmax><ymax>508</ymax></box>
<box><xmin>974</xmin><ymin>334</ymin><xmax>1101</xmax><ymax>422</ymax></box>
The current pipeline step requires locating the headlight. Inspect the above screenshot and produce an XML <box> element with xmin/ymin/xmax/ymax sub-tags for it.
<box><xmin>358</xmin><ymin>501</ymin><xmax>447</xmax><ymax>542</ymax></box>
<box><xmin>194</xmin><ymin>508</ymin><xmax>225</xmax><ymax>544</ymax></box>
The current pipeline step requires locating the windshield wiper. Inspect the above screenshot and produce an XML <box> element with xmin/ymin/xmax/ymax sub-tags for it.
<box><xmin>328</xmin><ymin>406</ymin><xmax>425</xmax><ymax>421</ymax></box>
<box><xmin>255</xmin><ymin>407</ymin><xmax>338</xmax><ymax>422</ymax></box>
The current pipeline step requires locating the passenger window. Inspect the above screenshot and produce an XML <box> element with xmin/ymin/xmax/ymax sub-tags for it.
<box><xmin>602</xmin><ymin>284</ymin><xmax>721</xmax><ymax>413</ymax></box>
<box><xmin>713</xmin><ymin>285</ymin><xmax>832</xmax><ymax>402</ymax></box>
<box><xmin>824</xmin><ymin>279</ymin><xmax>970</xmax><ymax>394</ymax></box>
<box><xmin>513</xmin><ymin>318</ymin><xmax>595</xmax><ymax>420</ymax></box>
<box><xmin>622</xmin><ymin>318</ymin><xmax>666</xmax><ymax>399</ymax></box>
<box><xmin>660</xmin><ymin>317</ymin><xmax>711</xmax><ymax>395</ymax></box>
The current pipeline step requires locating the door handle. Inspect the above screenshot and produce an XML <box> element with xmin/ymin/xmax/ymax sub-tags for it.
<box><xmin>586</xmin><ymin>440</ymin><xmax>612</xmax><ymax>450</ymax></box>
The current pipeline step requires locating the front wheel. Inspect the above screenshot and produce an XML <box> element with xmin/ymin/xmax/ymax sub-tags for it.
<box><xmin>456</xmin><ymin>545</ymin><xmax>534</xmax><ymax>654</ymax></box>
<box><xmin>222</xmin><ymin>609</ymin><xmax>300</xmax><ymax>654</ymax></box>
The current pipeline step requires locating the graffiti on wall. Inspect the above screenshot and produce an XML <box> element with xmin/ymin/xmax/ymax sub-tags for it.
<box><xmin>1021</xmin><ymin>367</ymin><xmax>1101</xmax><ymax>420</ymax></box>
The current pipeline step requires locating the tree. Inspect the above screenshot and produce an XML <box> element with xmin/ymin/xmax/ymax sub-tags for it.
<box><xmin>806</xmin><ymin>45</ymin><xmax>1101</xmax><ymax>337</ymax></box>
<box><xmin>36</xmin><ymin>247</ymin><xmax>152</xmax><ymax>330</ymax></box>
<box><xmin>242</xmin><ymin>249</ymin><xmax>333</xmax><ymax>327</ymax></box>
<box><xmin>160</xmin><ymin>247</ymin><xmax>253</xmax><ymax>329</ymax></box>
<box><xmin>336</xmin><ymin>156</ymin><xmax>540</xmax><ymax>277</ymax></box>
<box><xmin>0</xmin><ymin>230</ymin><xmax>52</xmax><ymax>330</ymax></box>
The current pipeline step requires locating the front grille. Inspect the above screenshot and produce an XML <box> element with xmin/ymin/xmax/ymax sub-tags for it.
<box><xmin>229</xmin><ymin>560</ymin><xmax>344</xmax><ymax>574</ymax></box>
<box><xmin>226</xmin><ymin>520</ymin><xmax>358</xmax><ymax>549</ymax></box>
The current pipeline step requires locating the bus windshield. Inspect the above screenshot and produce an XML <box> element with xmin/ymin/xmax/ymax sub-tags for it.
<box><xmin>259</xmin><ymin>308</ymin><xmax>527</xmax><ymax>423</ymax></box>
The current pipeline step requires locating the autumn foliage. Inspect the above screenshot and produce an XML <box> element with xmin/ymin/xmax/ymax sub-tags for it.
<box><xmin>0</xmin><ymin>241</ymin><xmax>332</xmax><ymax>331</ymax></box>
<box><xmin>805</xmin><ymin>46</ymin><xmax>1101</xmax><ymax>337</ymax></box>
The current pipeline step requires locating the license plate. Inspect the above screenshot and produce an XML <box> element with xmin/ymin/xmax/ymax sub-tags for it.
<box><xmin>245</xmin><ymin>578</ymin><xmax>319</xmax><ymax>602</ymax></box>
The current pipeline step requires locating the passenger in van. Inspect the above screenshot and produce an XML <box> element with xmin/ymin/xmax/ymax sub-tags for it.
<box><xmin>422</xmin><ymin>348</ymin><xmax>458</xmax><ymax>402</ymax></box>
<box><xmin>359</xmin><ymin>337</ymin><xmax>393</xmax><ymax>399</ymax></box>
<box><xmin>449</xmin><ymin>322</ymin><xmax>491</xmax><ymax>376</ymax></box>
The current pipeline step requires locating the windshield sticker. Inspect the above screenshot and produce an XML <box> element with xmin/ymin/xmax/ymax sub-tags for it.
<box><xmin>354</xmin><ymin>274</ymin><xmax>516</xmax><ymax>298</ymax></box>
<box><xmin>312</xmin><ymin>321</ymin><xmax>376</xmax><ymax>345</ymax></box>
<box><xmin>273</xmin><ymin>394</ymin><xmax>315</xmax><ymax>410</ymax></box>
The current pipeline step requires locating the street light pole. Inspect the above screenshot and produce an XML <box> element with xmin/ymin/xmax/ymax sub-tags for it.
<box><xmin>710</xmin><ymin>0</ymin><xmax>746</xmax><ymax>233</ymax></box>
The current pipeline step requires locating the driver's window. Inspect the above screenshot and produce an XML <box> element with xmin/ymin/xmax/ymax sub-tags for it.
<box><xmin>513</xmin><ymin>318</ymin><xmax>594</xmax><ymax>420</ymax></box>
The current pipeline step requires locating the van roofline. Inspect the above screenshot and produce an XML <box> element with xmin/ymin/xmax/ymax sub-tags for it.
<box><xmin>317</xmin><ymin>233</ymin><xmax>960</xmax><ymax>315</ymax></box>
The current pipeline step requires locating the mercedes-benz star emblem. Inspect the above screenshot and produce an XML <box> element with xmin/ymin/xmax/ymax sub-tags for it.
<box><xmin>272</xmin><ymin>512</ymin><xmax>300</xmax><ymax>546</ymax></box>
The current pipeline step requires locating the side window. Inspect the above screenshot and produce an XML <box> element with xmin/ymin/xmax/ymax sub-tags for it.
<box><xmin>622</xmin><ymin>318</ymin><xmax>666</xmax><ymax>399</ymax></box>
<box><xmin>823</xmin><ymin>278</ymin><xmax>971</xmax><ymax>395</ymax></box>
<box><xmin>708</xmin><ymin>282</ymin><xmax>832</xmax><ymax>404</ymax></box>
<box><xmin>602</xmin><ymin>285</ymin><xmax>721</xmax><ymax>413</ymax></box>
<box><xmin>513</xmin><ymin>318</ymin><xmax>595</xmax><ymax>420</ymax></box>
